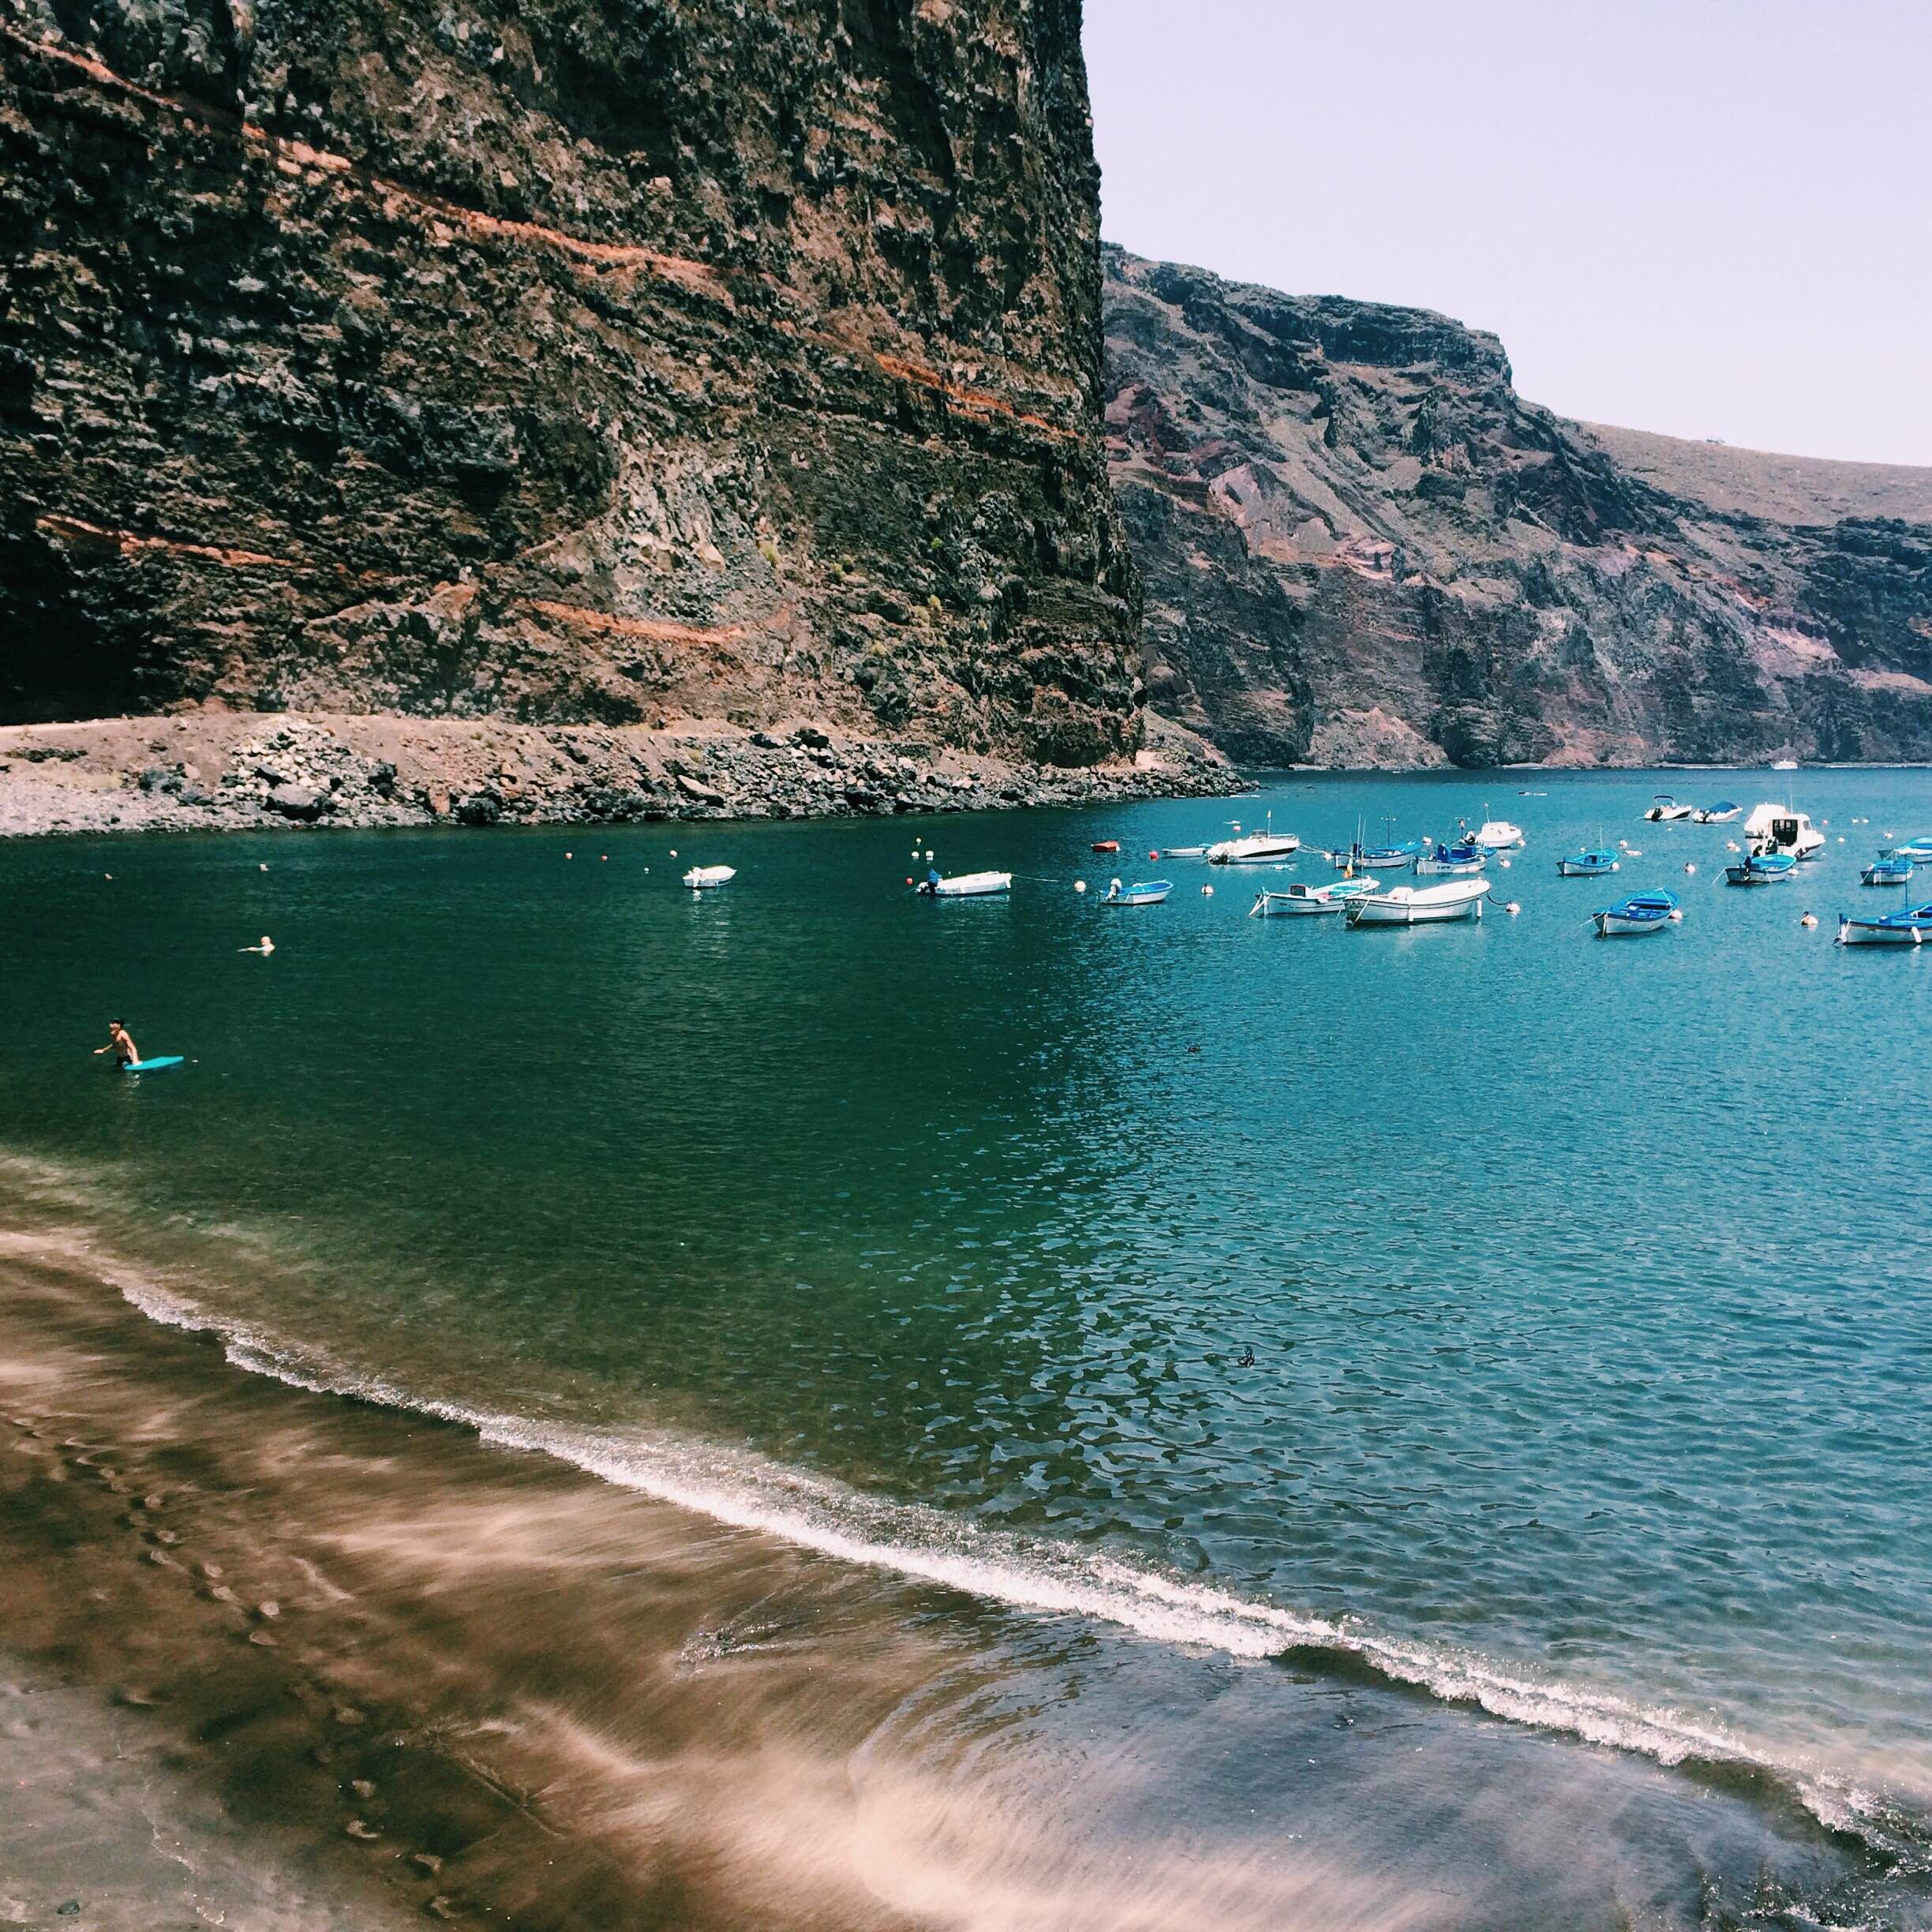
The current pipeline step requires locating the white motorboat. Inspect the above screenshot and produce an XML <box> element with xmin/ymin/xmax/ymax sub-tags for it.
<box><xmin>1345</xmin><ymin>878</ymin><xmax>1493</xmax><ymax>927</ymax></box>
<box><xmin>1693</xmin><ymin>800</ymin><xmax>1742</xmax><ymax>824</ymax></box>
<box><xmin>1249</xmin><ymin>878</ymin><xmax>1378</xmax><ymax>917</ymax></box>
<box><xmin>1207</xmin><ymin>814</ymin><xmax>1301</xmax><ymax>865</ymax></box>
<box><xmin>1466</xmin><ymin>818</ymin><xmax>1525</xmax><ymax>851</ymax></box>
<box><xmin>1161</xmin><ymin>845</ymin><xmax>1209</xmax><ymax>859</ymax></box>
<box><xmin>682</xmin><ymin>864</ymin><xmax>736</xmax><ymax>889</ymax></box>
<box><xmin>1741</xmin><ymin>803</ymin><xmax>1825</xmax><ymax>861</ymax></box>
<box><xmin>1644</xmin><ymin>794</ymin><xmax>1696</xmax><ymax>822</ymax></box>
<box><xmin>918</xmin><ymin>869</ymin><xmax>1012</xmax><ymax>898</ymax></box>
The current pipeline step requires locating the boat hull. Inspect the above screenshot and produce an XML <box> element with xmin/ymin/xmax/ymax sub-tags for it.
<box><xmin>1105</xmin><ymin>882</ymin><xmax>1172</xmax><ymax>907</ymax></box>
<box><xmin>1346</xmin><ymin>880</ymin><xmax>1492</xmax><ymax>927</ymax></box>
<box><xmin>1207</xmin><ymin>840</ymin><xmax>1301</xmax><ymax>865</ymax></box>
<box><xmin>1558</xmin><ymin>858</ymin><xmax>1618</xmax><ymax>877</ymax></box>
<box><xmin>1724</xmin><ymin>863</ymin><xmax>1795</xmax><ymax>886</ymax></box>
<box><xmin>1837</xmin><ymin>916</ymin><xmax>1926</xmax><ymax>946</ymax></box>
<box><xmin>923</xmin><ymin>871</ymin><xmax>1013</xmax><ymax>898</ymax></box>
<box><xmin>1251</xmin><ymin>893</ymin><xmax>1339</xmax><ymax>916</ymax></box>
<box><xmin>1593</xmin><ymin>912</ymin><xmax>1670</xmax><ymax>936</ymax></box>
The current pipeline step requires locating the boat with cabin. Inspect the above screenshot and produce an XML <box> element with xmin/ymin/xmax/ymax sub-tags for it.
<box><xmin>1345</xmin><ymin>878</ymin><xmax>1492</xmax><ymax>927</ymax></box>
<box><xmin>1593</xmin><ymin>890</ymin><xmax>1679</xmax><ymax>937</ymax></box>
<box><xmin>1741</xmin><ymin>803</ymin><xmax>1825</xmax><ymax>861</ymax></box>
<box><xmin>1415</xmin><ymin>841</ymin><xmax>1487</xmax><ymax>876</ymax></box>
<box><xmin>918</xmin><ymin>869</ymin><xmax>1012</xmax><ymax>898</ymax></box>
<box><xmin>1557</xmin><ymin>849</ymin><xmax>1619</xmax><ymax>877</ymax></box>
<box><xmin>1103</xmin><ymin>878</ymin><xmax>1172</xmax><ymax>907</ymax></box>
<box><xmin>1207</xmin><ymin>814</ymin><xmax>1301</xmax><ymax>865</ymax></box>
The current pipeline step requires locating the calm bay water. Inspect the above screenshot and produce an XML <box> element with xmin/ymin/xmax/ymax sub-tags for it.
<box><xmin>5</xmin><ymin>766</ymin><xmax>1931</xmax><ymax>1926</ymax></box>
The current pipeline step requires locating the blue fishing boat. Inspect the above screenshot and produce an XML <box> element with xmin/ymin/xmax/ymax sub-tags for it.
<box><xmin>1415</xmin><ymin>841</ymin><xmax>1486</xmax><ymax>876</ymax></box>
<box><xmin>1103</xmin><ymin>878</ymin><xmax>1173</xmax><ymax>907</ymax></box>
<box><xmin>1332</xmin><ymin>817</ymin><xmax>1422</xmax><ymax>874</ymax></box>
<box><xmin>1837</xmin><ymin>902</ymin><xmax>1932</xmax><ymax>946</ymax></box>
<box><xmin>1557</xmin><ymin>849</ymin><xmax>1619</xmax><ymax>878</ymax></box>
<box><xmin>1863</xmin><ymin>852</ymin><xmax>1917</xmax><ymax>887</ymax></box>
<box><xmin>1593</xmin><ymin>890</ymin><xmax>1679</xmax><ymax>937</ymax></box>
<box><xmin>1724</xmin><ymin>852</ymin><xmax>1798</xmax><ymax>886</ymax></box>
<box><xmin>1890</xmin><ymin>836</ymin><xmax>1932</xmax><ymax>867</ymax></box>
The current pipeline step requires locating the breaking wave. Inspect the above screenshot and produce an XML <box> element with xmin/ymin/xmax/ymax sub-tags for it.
<box><xmin>111</xmin><ymin>1267</ymin><xmax>1928</xmax><ymax>1874</ymax></box>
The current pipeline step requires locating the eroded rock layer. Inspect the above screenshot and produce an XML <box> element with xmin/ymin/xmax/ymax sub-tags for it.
<box><xmin>0</xmin><ymin>0</ymin><xmax>1139</xmax><ymax>766</ymax></box>
<box><xmin>1105</xmin><ymin>247</ymin><xmax>1932</xmax><ymax>767</ymax></box>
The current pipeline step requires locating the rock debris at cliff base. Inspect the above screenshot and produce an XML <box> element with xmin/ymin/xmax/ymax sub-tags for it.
<box><xmin>0</xmin><ymin>709</ymin><xmax>1243</xmax><ymax>838</ymax></box>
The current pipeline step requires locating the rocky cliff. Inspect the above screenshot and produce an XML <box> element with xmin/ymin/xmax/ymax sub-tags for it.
<box><xmin>0</xmin><ymin>0</ymin><xmax>1144</xmax><ymax>768</ymax></box>
<box><xmin>1104</xmin><ymin>247</ymin><xmax>1932</xmax><ymax>767</ymax></box>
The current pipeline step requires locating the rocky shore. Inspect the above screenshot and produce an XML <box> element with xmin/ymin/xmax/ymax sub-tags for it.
<box><xmin>0</xmin><ymin>708</ymin><xmax>1245</xmax><ymax>839</ymax></box>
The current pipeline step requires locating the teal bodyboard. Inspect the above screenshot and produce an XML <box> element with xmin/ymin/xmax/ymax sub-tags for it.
<box><xmin>122</xmin><ymin>1056</ymin><xmax>185</xmax><ymax>1073</ymax></box>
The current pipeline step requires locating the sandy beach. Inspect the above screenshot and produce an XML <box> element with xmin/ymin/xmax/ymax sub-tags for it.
<box><xmin>0</xmin><ymin>1234</ymin><xmax>962</xmax><ymax>1931</ymax></box>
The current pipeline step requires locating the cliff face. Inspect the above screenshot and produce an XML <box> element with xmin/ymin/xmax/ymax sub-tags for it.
<box><xmin>1104</xmin><ymin>247</ymin><xmax>1932</xmax><ymax>767</ymax></box>
<box><xmin>0</xmin><ymin>0</ymin><xmax>1140</xmax><ymax>766</ymax></box>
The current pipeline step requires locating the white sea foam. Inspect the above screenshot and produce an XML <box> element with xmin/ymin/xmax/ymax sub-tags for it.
<box><xmin>94</xmin><ymin>1264</ymin><xmax>1923</xmax><ymax>1864</ymax></box>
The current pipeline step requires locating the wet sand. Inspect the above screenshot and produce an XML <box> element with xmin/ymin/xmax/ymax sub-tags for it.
<box><xmin>5</xmin><ymin>1225</ymin><xmax>1919</xmax><ymax>1932</ymax></box>
<box><xmin>0</xmin><ymin>1234</ymin><xmax>959</xmax><ymax>1930</ymax></box>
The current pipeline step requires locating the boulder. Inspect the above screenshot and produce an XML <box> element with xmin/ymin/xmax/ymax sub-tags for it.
<box><xmin>455</xmin><ymin>788</ymin><xmax>503</xmax><ymax>826</ymax></box>
<box><xmin>266</xmin><ymin>783</ymin><xmax>328</xmax><ymax>821</ymax></box>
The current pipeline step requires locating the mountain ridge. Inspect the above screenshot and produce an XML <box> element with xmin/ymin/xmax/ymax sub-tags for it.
<box><xmin>1103</xmin><ymin>245</ymin><xmax>1932</xmax><ymax>768</ymax></box>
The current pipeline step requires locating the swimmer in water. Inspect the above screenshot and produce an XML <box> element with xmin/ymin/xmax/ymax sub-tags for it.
<box><xmin>241</xmin><ymin>935</ymin><xmax>275</xmax><ymax>954</ymax></box>
<box><xmin>94</xmin><ymin>1020</ymin><xmax>138</xmax><ymax>1066</ymax></box>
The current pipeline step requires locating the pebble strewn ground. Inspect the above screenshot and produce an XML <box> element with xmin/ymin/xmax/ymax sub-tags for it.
<box><xmin>0</xmin><ymin>710</ymin><xmax>1246</xmax><ymax>839</ymax></box>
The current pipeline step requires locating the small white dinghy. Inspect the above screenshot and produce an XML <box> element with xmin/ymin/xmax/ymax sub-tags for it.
<box><xmin>1345</xmin><ymin>878</ymin><xmax>1492</xmax><ymax>927</ymax></box>
<box><xmin>918</xmin><ymin>869</ymin><xmax>1012</xmax><ymax>899</ymax></box>
<box><xmin>1466</xmin><ymin>819</ymin><xmax>1525</xmax><ymax>851</ymax></box>
<box><xmin>1103</xmin><ymin>878</ymin><xmax>1173</xmax><ymax>907</ymax></box>
<box><xmin>683</xmin><ymin>864</ymin><xmax>736</xmax><ymax>889</ymax></box>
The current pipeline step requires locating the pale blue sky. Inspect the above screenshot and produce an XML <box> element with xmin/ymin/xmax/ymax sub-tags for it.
<box><xmin>1084</xmin><ymin>1</ymin><xmax>1932</xmax><ymax>466</ymax></box>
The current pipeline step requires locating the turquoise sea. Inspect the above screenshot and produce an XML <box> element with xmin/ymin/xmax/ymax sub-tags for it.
<box><xmin>4</xmin><ymin>766</ymin><xmax>1930</xmax><ymax>1928</ymax></box>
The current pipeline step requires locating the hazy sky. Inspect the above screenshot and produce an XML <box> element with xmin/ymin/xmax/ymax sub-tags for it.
<box><xmin>1084</xmin><ymin>1</ymin><xmax>1932</xmax><ymax>466</ymax></box>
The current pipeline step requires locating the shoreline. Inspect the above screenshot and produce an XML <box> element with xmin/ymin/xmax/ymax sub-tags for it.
<box><xmin>0</xmin><ymin>709</ymin><xmax>1246</xmax><ymax>840</ymax></box>
<box><xmin>2</xmin><ymin>1214</ymin><xmax>1922</xmax><ymax>1930</ymax></box>
<box><xmin>0</xmin><ymin>1231</ymin><xmax>964</xmax><ymax>1930</ymax></box>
